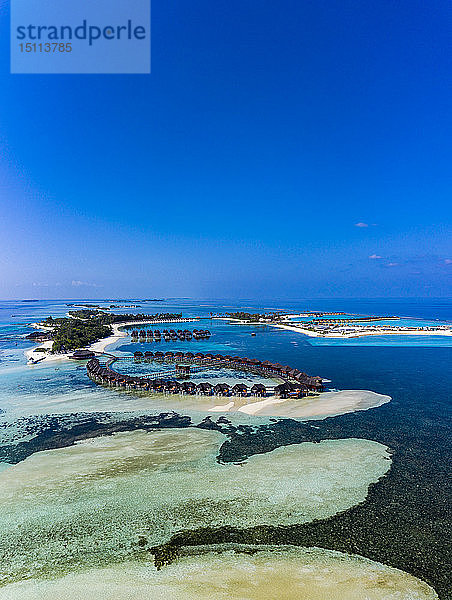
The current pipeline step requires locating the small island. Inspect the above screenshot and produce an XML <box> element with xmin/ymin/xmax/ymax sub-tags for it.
<box><xmin>25</xmin><ymin>310</ymin><xmax>191</xmax><ymax>363</ymax></box>
<box><xmin>218</xmin><ymin>312</ymin><xmax>452</xmax><ymax>339</ymax></box>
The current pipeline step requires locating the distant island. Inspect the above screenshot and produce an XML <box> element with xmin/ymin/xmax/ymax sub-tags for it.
<box><xmin>219</xmin><ymin>312</ymin><xmax>452</xmax><ymax>339</ymax></box>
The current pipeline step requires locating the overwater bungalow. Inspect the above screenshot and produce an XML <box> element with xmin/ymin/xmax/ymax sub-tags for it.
<box><xmin>176</xmin><ymin>364</ymin><xmax>191</xmax><ymax>377</ymax></box>
<box><xmin>197</xmin><ymin>382</ymin><xmax>213</xmax><ymax>395</ymax></box>
<box><xmin>151</xmin><ymin>378</ymin><xmax>165</xmax><ymax>391</ymax></box>
<box><xmin>181</xmin><ymin>381</ymin><xmax>196</xmax><ymax>394</ymax></box>
<box><xmin>306</xmin><ymin>376</ymin><xmax>324</xmax><ymax>391</ymax></box>
<box><xmin>232</xmin><ymin>383</ymin><xmax>248</xmax><ymax>396</ymax></box>
<box><xmin>214</xmin><ymin>383</ymin><xmax>230</xmax><ymax>396</ymax></box>
<box><xmin>87</xmin><ymin>348</ymin><xmax>326</xmax><ymax>400</ymax></box>
<box><xmin>249</xmin><ymin>358</ymin><xmax>262</xmax><ymax>366</ymax></box>
<box><xmin>69</xmin><ymin>349</ymin><xmax>96</xmax><ymax>360</ymax></box>
<box><xmin>167</xmin><ymin>381</ymin><xmax>181</xmax><ymax>393</ymax></box>
<box><xmin>289</xmin><ymin>382</ymin><xmax>308</xmax><ymax>398</ymax></box>
<box><xmin>275</xmin><ymin>383</ymin><xmax>292</xmax><ymax>398</ymax></box>
<box><xmin>251</xmin><ymin>383</ymin><xmax>267</xmax><ymax>396</ymax></box>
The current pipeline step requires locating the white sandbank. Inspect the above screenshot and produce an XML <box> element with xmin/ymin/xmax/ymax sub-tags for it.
<box><xmin>217</xmin><ymin>389</ymin><xmax>390</xmax><ymax>418</ymax></box>
<box><xmin>0</xmin><ymin>429</ymin><xmax>392</xmax><ymax>585</ymax></box>
<box><xmin>0</xmin><ymin>547</ymin><xmax>438</xmax><ymax>600</ymax></box>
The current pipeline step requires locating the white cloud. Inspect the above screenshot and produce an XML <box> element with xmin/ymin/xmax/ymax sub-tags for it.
<box><xmin>386</xmin><ymin>262</ymin><xmax>399</xmax><ymax>267</ymax></box>
<box><xmin>355</xmin><ymin>222</ymin><xmax>369</xmax><ymax>228</ymax></box>
<box><xmin>369</xmin><ymin>254</ymin><xmax>383</xmax><ymax>259</ymax></box>
<box><xmin>71</xmin><ymin>280</ymin><xmax>99</xmax><ymax>287</ymax></box>
<box><xmin>444</xmin><ymin>259</ymin><xmax>452</xmax><ymax>265</ymax></box>
<box><xmin>32</xmin><ymin>282</ymin><xmax>49</xmax><ymax>287</ymax></box>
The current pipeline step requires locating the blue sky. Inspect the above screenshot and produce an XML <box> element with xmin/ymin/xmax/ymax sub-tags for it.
<box><xmin>0</xmin><ymin>0</ymin><xmax>451</xmax><ymax>299</ymax></box>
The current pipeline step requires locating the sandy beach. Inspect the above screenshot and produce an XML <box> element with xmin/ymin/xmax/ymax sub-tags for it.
<box><xmin>25</xmin><ymin>319</ymin><xmax>177</xmax><ymax>365</ymax></box>
<box><xmin>204</xmin><ymin>389</ymin><xmax>391</xmax><ymax>419</ymax></box>
<box><xmin>215</xmin><ymin>317</ymin><xmax>452</xmax><ymax>339</ymax></box>
<box><xmin>24</xmin><ymin>340</ymin><xmax>71</xmax><ymax>364</ymax></box>
<box><xmin>272</xmin><ymin>323</ymin><xmax>452</xmax><ymax>338</ymax></box>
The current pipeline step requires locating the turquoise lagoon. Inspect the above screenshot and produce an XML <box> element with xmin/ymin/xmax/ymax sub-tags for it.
<box><xmin>0</xmin><ymin>299</ymin><xmax>450</xmax><ymax>598</ymax></box>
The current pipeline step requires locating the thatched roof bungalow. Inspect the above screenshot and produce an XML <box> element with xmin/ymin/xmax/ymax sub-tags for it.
<box><xmin>232</xmin><ymin>383</ymin><xmax>248</xmax><ymax>396</ymax></box>
<box><xmin>197</xmin><ymin>382</ymin><xmax>213</xmax><ymax>395</ymax></box>
<box><xmin>274</xmin><ymin>382</ymin><xmax>292</xmax><ymax>398</ymax></box>
<box><xmin>289</xmin><ymin>382</ymin><xmax>308</xmax><ymax>398</ymax></box>
<box><xmin>70</xmin><ymin>349</ymin><xmax>96</xmax><ymax>360</ymax></box>
<box><xmin>251</xmin><ymin>383</ymin><xmax>266</xmax><ymax>396</ymax></box>
<box><xmin>213</xmin><ymin>383</ymin><xmax>230</xmax><ymax>395</ymax></box>
<box><xmin>181</xmin><ymin>381</ymin><xmax>196</xmax><ymax>394</ymax></box>
<box><xmin>166</xmin><ymin>381</ymin><xmax>181</xmax><ymax>393</ymax></box>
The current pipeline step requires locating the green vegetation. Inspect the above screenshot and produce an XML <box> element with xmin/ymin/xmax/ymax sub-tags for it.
<box><xmin>34</xmin><ymin>348</ymin><xmax>47</xmax><ymax>353</ymax></box>
<box><xmin>66</xmin><ymin>303</ymin><xmax>103</xmax><ymax>308</ymax></box>
<box><xmin>45</xmin><ymin>318</ymin><xmax>112</xmax><ymax>353</ymax></box>
<box><xmin>67</xmin><ymin>309</ymin><xmax>182</xmax><ymax>324</ymax></box>
<box><xmin>226</xmin><ymin>312</ymin><xmax>285</xmax><ymax>322</ymax></box>
<box><xmin>43</xmin><ymin>310</ymin><xmax>184</xmax><ymax>353</ymax></box>
<box><xmin>150</xmin><ymin>543</ymin><xmax>180</xmax><ymax>570</ymax></box>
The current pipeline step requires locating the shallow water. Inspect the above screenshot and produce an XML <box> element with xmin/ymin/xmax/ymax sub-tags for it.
<box><xmin>0</xmin><ymin>547</ymin><xmax>438</xmax><ymax>600</ymax></box>
<box><xmin>0</xmin><ymin>428</ymin><xmax>391</xmax><ymax>584</ymax></box>
<box><xmin>0</xmin><ymin>299</ymin><xmax>450</xmax><ymax>597</ymax></box>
